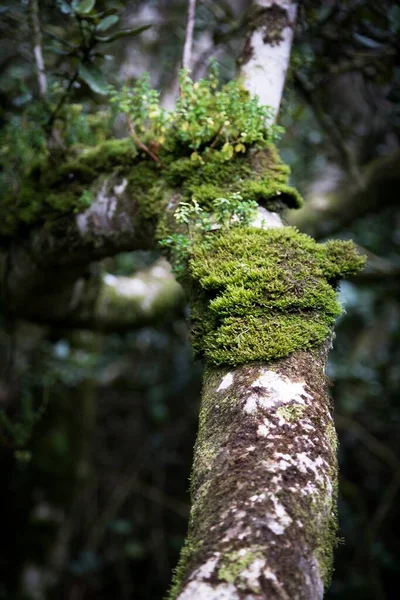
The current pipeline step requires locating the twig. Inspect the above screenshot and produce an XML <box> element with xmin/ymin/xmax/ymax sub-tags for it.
<box><xmin>335</xmin><ymin>413</ymin><xmax>400</xmax><ymax>470</ymax></box>
<box><xmin>369</xmin><ymin>470</ymin><xmax>400</xmax><ymax>542</ymax></box>
<box><xmin>182</xmin><ymin>0</ymin><xmax>197</xmax><ymax>71</ymax></box>
<box><xmin>126</xmin><ymin>115</ymin><xmax>167</xmax><ymax>168</ymax></box>
<box><xmin>29</xmin><ymin>0</ymin><xmax>47</xmax><ymax>99</ymax></box>
<box><xmin>46</xmin><ymin>69</ymin><xmax>78</xmax><ymax>135</ymax></box>
<box><xmin>294</xmin><ymin>71</ymin><xmax>364</xmax><ymax>188</ymax></box>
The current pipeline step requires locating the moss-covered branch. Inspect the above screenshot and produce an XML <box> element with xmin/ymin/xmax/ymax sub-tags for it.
<box><xmin>1</xmin><ymin>65</ymin><xmax>367</xmax><ymax>600</ymax></box>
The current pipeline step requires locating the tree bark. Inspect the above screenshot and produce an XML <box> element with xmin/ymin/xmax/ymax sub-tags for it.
<box><xmin>173</xmin><ymin>350</ymin><xmax>336</xmax><ymax>600</ymax></box>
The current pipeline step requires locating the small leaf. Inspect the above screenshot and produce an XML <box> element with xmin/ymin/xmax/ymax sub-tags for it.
<box><xmin>97</xmin><ymin>15</ymin><xmax>119</xmax><ymax>32</ymax></box>
<box><xmin>95</xmin><ymin>24</ymin><xmax>151</xmax><ymax>43</ymax></box>
<box><xmin>73</xmin><ymin>0</ymin><xmax>96</xmax><ymax>15</ymax></box>
<box><xmin>78</xmin><ymin>63</ymin><xmax>108</xmax><ymax>95</ymax></box>
<box><xmin>221</xmin><ymin>143</ymin><xmax>234</xmax><ymax>160</ymax></box>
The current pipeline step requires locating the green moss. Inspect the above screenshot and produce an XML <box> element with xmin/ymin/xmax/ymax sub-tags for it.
<box><xmin>239</xmin><ymin>179</ymin><xmax>303</xmax><ymax>209</ymax></box>
<box><xmin>164</xmin><ymin>144</ymin><xmax>301</xmax><ymax>212</ymax></box>
<box><xmin>126</xmin><ymin>162</ymin><xmax>169</xmax><ymax>221</ymax></box>
<box><xmin>183</xmin><ymin>227</ymin><xmax>365</xmax><ymax>366</ymax></box>
<box><xmin>218</xmin><ymin>548</ymin><xmax>265</xmax><ymax>590</ymax></box>
<box><xmin>0</xmin><ymin>138</ymin><xmax>142</xmax><ymax>240</ymax></box>
<box><xmin>70</xmin><ymin>137</ymin><xmax>139</xmax><ymax>172</ymax></box>
<box><xmin>326</xmin><ymin>421</ymin><xmax>338</xmax><ymax>454</ymax></box>
<box><xmin>167</xmin><ymin>539</ymin><xmax>203</xmax><ymax>600</ymax></box>
<box><xmin>276</xmin><ymin>404</ymin><xmax>306</xmax><ymax>421</ymax></box>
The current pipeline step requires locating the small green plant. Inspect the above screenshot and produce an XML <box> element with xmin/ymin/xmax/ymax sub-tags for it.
<box><xmin>108</xmin><ymin>63</ymin><xmax>283</xmax><ymax>163</ymax></box>
<box><xmin>109</xmin><ymin>63</ymin><xmax>282</xmax><ymax>275</ymax></box>
<box><xmin>159</xmin><ymin>192</ymin><xmax>258</xmax><ymax>276</ymax></box>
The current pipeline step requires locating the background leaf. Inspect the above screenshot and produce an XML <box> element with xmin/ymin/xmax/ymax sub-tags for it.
<box><xmin>78</xmin><ymin>62</ymin><xmax>108</xmax><ymax>94</ymax></box>
<box><xmin>96</xmin><ymin>15</ymin><xmax>119</xmax><ymax>32</ymax></box>
<box><xmin>73</xmin><ymin>0</ymin><xmax>96</xmax><ymax>15</ymax></box>
<box><xmin>95</xmin><ymin>24</ymin><xmax>151</xmax><ymax>44</ymax></box>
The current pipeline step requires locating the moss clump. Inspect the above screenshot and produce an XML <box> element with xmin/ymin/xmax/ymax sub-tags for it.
<box><xmin>165</xmin><ymin>143</ymin><xmax>302</xmax><ymax>212</ymax></box>
<box><xmin>183</xmin><ymin>227</ymin><xmax>365</xmax><ymax>365</ymax></box>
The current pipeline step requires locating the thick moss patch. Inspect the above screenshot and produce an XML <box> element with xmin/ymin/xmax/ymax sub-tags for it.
<box><xmin>0</xmin><ymin>138</ymin><xmax>141</xmax><ymax>241</ymax></box>
<box><xmin>1</xmin><ymin>133</ymin><xmax>299</xmax><ymax>245</ymax></box>
<box><xmin>184</xmin><ymin>227</ymin><xmax>365</xmax><ymax>365</ymax></box>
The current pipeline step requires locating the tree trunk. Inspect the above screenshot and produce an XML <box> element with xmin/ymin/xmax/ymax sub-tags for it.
<box><xmin>167</xmin><ymin>2</ymin><xmax>356</xmax><ymax>598</ymax></box>
<box><xmin>172</xmin><ymin>350</ymin><xmax>336</xmax><ymax>600</ymax></box>
<box><xmin>239</xmin><ymin>0</ymin><xmax>297</xmax><ymax>120</ymax></box>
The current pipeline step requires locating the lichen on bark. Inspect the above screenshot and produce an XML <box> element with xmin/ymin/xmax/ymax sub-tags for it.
<box><xmin>169</xmin><ymin>351</ymin><xmax>339</xmax><ymax>600</ymax></box>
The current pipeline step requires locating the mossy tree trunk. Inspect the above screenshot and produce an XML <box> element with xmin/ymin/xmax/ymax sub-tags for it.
<box><xmin>0</xmin><ymin>2</ymin><xmax>366</xmax><ymax>599</ymax></box>
<box><xmin>167</xmin><ymin>2</ymin><xmax>360</xmax><ymax>599</ymax></box>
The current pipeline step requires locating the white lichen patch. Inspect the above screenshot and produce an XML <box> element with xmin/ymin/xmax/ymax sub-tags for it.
<box><xmin>76</xmin><ymin>178</ymin><xmax>133</xmax><ymax>236</ymax></box>
<box><xmin>257</xmin><ymin>422</ymin><xmax>271</xmax><ymax>437</ymax></box>
<box><xmin>217</xmin><ymin>372</ymin><xmax>234</xmax><ymax>392</ymax></box>
<box><xmin>296</xmin><ymin>453</ymin><xmax>328</xmax><ymax>483</ymax></box>
<box><xmin>265</xmin><ymin>496</ymin><xmax>292</xmax><ymax>535</ymax></box>
<box><xmin>192</xmin><ymin>554</ymin><xmax>220</xmax><ymax>580</ymax></box>
<box><xmin>177</xmin><ymin>581</ymin><xmax>239</xmax><ymax>600</ymax></box>
<box><xmin>103</xmin><ymin>274</ymin><xmax>147</xmax><ymax>298</ymax></box>
<box><xmin>244</xmin><ymin>370</ymin><xmax>312</xmax><ymax>415</ymax></box>
<box><xmin>250</xmin><ymin>206</ymin><xmax>283</xmax><ymax>229</ymax></box>
<box><xmin>241</xmin><ymin>557</ymin><xmax>267</xmax><ymax>591</ymax></box>
<box><xmin>77</xmin><ymin>180</ymin><xmax>115</xmax><ymax>234</ymax></box>
<box><xmin>113</xmin><ymin>178</ymin><xmax>128</xmax><ymax>195</ymax></box>
<box><xmin>249</xmin><ymin>493</ymin><xmax>266</xmax><ymax>503</ymax></box>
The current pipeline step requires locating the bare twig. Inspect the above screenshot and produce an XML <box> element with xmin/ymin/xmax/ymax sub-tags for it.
<box><xmin>335</xmin><ymin>413</ymin><xmax>400</xmax><ymax>470</ymax></box>
<box><xmin>29</xmin><ymin>0</ymin><xmax>47</xmax><ymax>99</ymax></box>
<box><xmin>294</xmin><ymin>71</ymin><xmax>364</xmax><ymax>188</ymax></box>
<box><xmin>47</xmin><ymin>69</ymin><xmax>78</xmax><ymax>134</ymax></box>
<box><xmin>182</xmin><ymin>0</ymin><xmax>197</xmax><ymax>71</ymax></box>
<box><xmin>126</xmin><ymin>115</ymin><xmax>167</xmax><ymax>168</ymax></box>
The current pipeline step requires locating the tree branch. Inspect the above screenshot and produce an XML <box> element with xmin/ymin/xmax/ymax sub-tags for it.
<box><xmin>182</xmin><ymin>0</ymin><xmax>197</xmax><ymax>71</ymax></box>
<box><xmin>22</xmin><ymin>259</ymin><xmax>185</xmax><ymax>331</ymax></box>
<box><xmin>29</xmin><ymin>0</ymin><xmax>47</xmax><ymax>99</ymax></box>
<box><xmin>1</xmin><ymin>171</ymin><xmax>158</xmax><ymax>318</ymax></box>
<box><xmin>288</xmin><ymin>150</ymin><xmax>400</xmax><ymax>239</ymax></box>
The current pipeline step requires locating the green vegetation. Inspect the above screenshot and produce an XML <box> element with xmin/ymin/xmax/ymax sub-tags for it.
<box><xmin>184</xmin><ymin>227</ymin><xmax>365</xmax><ymax>365</ymax></box>
<box><xmin>1</xmin><ymin>66</ymin><xmax>301</xmax><ymax>241</ymax></box>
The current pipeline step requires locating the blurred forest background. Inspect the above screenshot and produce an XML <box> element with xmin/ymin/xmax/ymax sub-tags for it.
<box><xmin>0</xmin><ymin>1</ymin><xmax>399</xmax><ymax>599</ymax></box>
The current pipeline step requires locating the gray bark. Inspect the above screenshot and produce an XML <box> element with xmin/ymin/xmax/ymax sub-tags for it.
<box><xmin>174</xmin><ymin>350</ymin><xmax>336</xmax><ymax>600</ymax></box>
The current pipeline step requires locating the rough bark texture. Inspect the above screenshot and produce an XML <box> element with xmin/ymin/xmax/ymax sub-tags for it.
<box><xmin>171</xmin><ymin>348</ymin><xmax>336</xmax><ymax>600</ymax></box>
